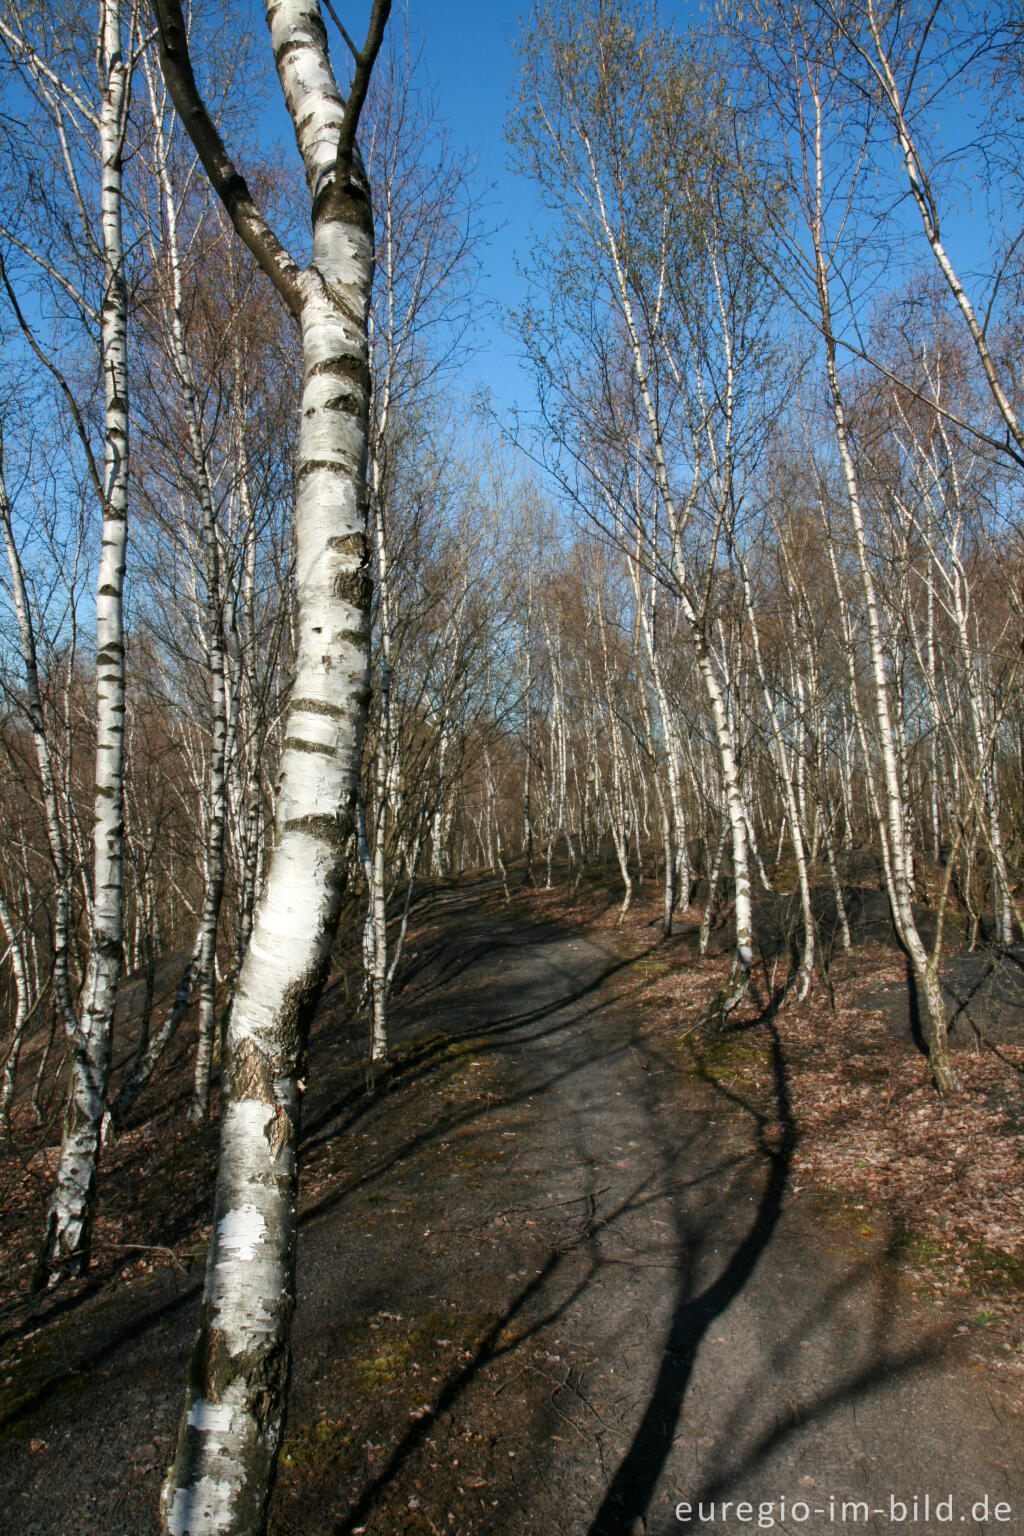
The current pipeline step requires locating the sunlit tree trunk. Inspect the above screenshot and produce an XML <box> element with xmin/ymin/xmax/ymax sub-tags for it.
<box><xmin>153</xmin><ymin>1</ymin><xmax>390</xmax><ymax>1527</ymax></box>
<box><xmin>40</xmin><ymin>0</ymin><xmax>133</xmax><ymax>1279</ymax></box>
<box><xmin>0</xmin><ymin>454</ymin><xmax>76</xmax><ymax>1037</ymax></box>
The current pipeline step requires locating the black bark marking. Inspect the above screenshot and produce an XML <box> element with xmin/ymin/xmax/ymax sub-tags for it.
<box><xmin>327</xmin><ymin>531</ymin><xmax>368</xmax><ymax>558</ymax></box>
<box><xmin>324</xmin><ymin>392</ymin><xmax>360</xmax><ymax>416</ymax></box>
<box><xmin>283</xmin><ymin>810</ymin><xmax>353</xmax><ymax>854</ymax></box>
<box><xmin>278</xmin><ymin>957</ymin><xmax>331</xmax><ymax>1057</ymax></box>
<box><xmin>310</xmin><ymin>354</ymin><xmax>370</xmax><ymax>391</ymax></box>
<box><xmin>296</xmin><ymin>455</ymin><xmax>356</xmax><ymax>483</ymax></box>
<box><xmin>290</xmin><ymin>696</ymin><xmax>348</xmax><ymax>719</ymax></box>
<box><xmin>230</xmin><ymin>1036</ymin><xmax>276</xmax><ymax>1104</ymax></box>
<box><xmin>313</xmin><ymin>183</ymin><xmax>373</xmax><ymax>238</ymax></box>
<box><xmin>334</xmin><ymin>568</ymin><xmax>372</xmax><ymax>610</ymax></box>
<box><xmin>282</xmin><ymin>736</ymin><xmax>335</xmax><ymax>756</ymax></box>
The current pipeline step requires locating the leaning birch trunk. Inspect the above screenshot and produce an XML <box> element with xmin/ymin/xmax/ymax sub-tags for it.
<box><xmin>792</xmin><ymin>62</ymin><xmax>958</xmax><ymax>1091</ymax></box>
<box><xmin>821</xmin><ymin>340</ymin><xmax>956</xmax><ymax>1090</ymax></box>
<box><xmin>582</xmin><ymin>173</ymin><xmax>753</xmax><ymax>1011</ymax></box>
<box><xmin>367</xmin><ymin>380</ymin><xmax>393</xmax><ymax>1066</ymax></box>
<box><xmin>153</xmin><ymin>1</ymin><xmax>390</xmax><ymax>1529</ymax></box>
<box><xmin>39</xmin><ymin>0</ymin><xmax>131</xmax><ymax>1281</ymax></box>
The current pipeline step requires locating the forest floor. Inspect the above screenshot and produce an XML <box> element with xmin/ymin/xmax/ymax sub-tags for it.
<box><xmin>2</xmin><ymin>873</ymin><xmax>1024</xmax><ymax>1535</ymax></box>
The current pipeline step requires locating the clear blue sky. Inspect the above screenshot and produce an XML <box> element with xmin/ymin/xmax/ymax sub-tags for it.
<box><xmin>411</xmin><ymin>1</ymin><xmax>694</xmax><ymax>412</ymax></box>
<box><xmin>413</xmin><ymin>0</ymin><xmax>548</xmax><ymax>414</ymax></box>
<box><xmin>258</xmin><ymin>2</ymin><xmax>549</xmax><ymax>412</ymax></box>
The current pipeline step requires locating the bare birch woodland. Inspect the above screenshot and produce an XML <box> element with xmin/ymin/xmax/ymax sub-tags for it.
<box><xmin>1</xmin><ymin>0</ymin><xmax>1024</xmax><ymax>1531</ymax></box>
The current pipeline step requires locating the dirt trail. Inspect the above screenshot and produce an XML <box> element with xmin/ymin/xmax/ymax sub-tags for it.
<box><xmin>1</xmin><ymin>883</ymin><xmax>1021</xmax><ymax>1535</ymax></box>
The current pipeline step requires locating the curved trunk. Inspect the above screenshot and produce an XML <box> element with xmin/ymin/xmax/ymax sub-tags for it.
<box><xmin>158</xmin><ymin>74</ymin><xmax>379</xmax><ymax>1530</ymax></box>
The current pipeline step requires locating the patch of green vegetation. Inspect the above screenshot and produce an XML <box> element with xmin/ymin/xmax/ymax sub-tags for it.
<box><xmin>689</xmin><ymin>1032</ymin><xmax>764</xmax><ymax>1085</ymax></box>
<box><xmin>807</xmin><ymin>1185</ymin><xmax>883</xmax><ymax>1244</ymax></box>
<box><xmin>888</xmin><ymin>1225</ymin><xmax>1024</xmax><ymax>1308</ymax></box>
<box><xmin>635</xmin><ymin>959</ymin><xmax>670</xmax><ymax>979</ymax></box>
<box><xmin>277</xmin><ymin>1416</ymin><xmax>353</xmax><ymax>1478</ymax></box>
<box><xmin>963</xmin><ymin>1244</ymin><xmax>1024</xmax><ymax>1299</ymax></box>
<box><xmin>348</xmin><ymin>1307</ymin><xmax>498</xmax><ymax>1395</ymax></box>
<box><xmin>352</xmin><ymin>1335</ymin><xmax>413</xmax><ymax>1388</ymax></box>
<box><xmin>901</xmin><ymin>1234</ymin><xmax>945</xmax><ymax>1268</ymax></box>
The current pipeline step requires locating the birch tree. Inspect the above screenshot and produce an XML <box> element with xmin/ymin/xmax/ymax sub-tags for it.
<box><xmin>151</xmin><ymin>0</ymin><xmax>391</xmax><ymax>1529</ymax></box>
<box><xmin>1</xmin><ymin>0</ymin><xmax>142</xmax><ymax>1273</ymax></box>
<box><xmin>358</xmin><ymin>32</ymin><xmax>483</xmax><ymax>1064</ymax></box>
<box><xmin>725</xmin><ymin>0</ymin><xmax>968</xmax><ymax>1088</ymax></box>
<box><xmin>511</xmin><ymin>0</ymin><xmax>781</xmax><ymax>1014</ymax></box>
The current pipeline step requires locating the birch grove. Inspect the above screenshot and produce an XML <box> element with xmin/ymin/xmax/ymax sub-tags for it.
<box><xmin>1</xmin><ymin>0</ymin><xmax>1024</xmax><ymax>1525</ymax></box>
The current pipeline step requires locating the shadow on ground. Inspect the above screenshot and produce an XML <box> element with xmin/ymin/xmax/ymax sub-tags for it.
<box><xmin>1</xmin><ymin>881</ymin><xmax>1019</xmax><ymax>1536</ymax></box>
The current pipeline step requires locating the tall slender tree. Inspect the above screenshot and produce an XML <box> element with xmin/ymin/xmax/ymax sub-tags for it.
<box><xmin>151</xmin><ymin>0</ymin><xmax>391</xmax><ymax>1529</ymax></box>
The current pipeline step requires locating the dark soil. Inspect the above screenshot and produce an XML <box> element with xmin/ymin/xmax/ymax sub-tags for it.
<box><xmin>708</xmin><ymin>859</ymin><xmax>1024</xmax><ymax>1048</ymax></box>
<box><xmin>853</xmin><ymin>946</ymin><xmax>1024</xmax><ymax>1047</ymax></box>
<box><xmin>2</xmin><ymin>881</ymin><xmax>1023</xmax><ymax>1535</ymax></box>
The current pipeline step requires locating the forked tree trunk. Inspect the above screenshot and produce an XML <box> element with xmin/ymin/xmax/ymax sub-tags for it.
<box><xmin>153</xmin><ymin>1</ymin><xmax>390</xmax><ymax>1529</ymax></box>
<box><xmin>162</xmin><ymin>231</ymin><xmax>375</xmax><ymax>1530</ymax></box>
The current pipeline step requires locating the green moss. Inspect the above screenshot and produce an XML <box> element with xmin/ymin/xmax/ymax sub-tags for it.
<box><xmin>351</xmin><ymin>1336</ymin><xmax>411</xmax><ymax>1387</ymax></box>
<box><xmin>278</xmin><ymin>1415</ymin><xmax>352</xmax><ymax>1476</ymax></box>
<box><xmin>345</xmin><ymin>1307</ymin><xmax>497</xmax><ymax>1394</ymax></box>
<box><xmin>690</xmin><ymin>1033</ymin><xmax>763</xmax><ymax>1084</ymax></box>
<box><xmin>635</xmin><ymin>959</ymin><xmax>670</xmax><ymax>978</ymax></box>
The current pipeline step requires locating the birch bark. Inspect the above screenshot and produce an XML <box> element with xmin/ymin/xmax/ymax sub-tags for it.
<box><xmin>152</xmin><ymin>1</ymin><xmax>390</xmax><ymax>1528</ymax></box>
<box><xmin>40</xmin><ymin>0</ymin><xmax>134</xmax><ymax>1278</ymax></box>
<box><xmin>0</xmin><ymin>445</ymin><xmax>76</xmax><ymax>1036</ymax></box>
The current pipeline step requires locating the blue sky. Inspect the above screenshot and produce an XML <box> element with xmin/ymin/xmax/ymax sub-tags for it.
<box><xmin>413</xmin><ymin>1</ymin><xmax>550</xmax><ymax>414</ymax></box>
<box><xmin>256</xmin><ymin>2</ymin><xmax>547</xmax><ymax>411</ymax></box>
<box><xmin>259</xmin><ymin>2</ymin><xmax>1002</xmax><ymax>418</ymax></box>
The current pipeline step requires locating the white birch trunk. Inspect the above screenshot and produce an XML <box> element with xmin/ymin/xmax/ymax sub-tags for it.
<box><xmin>155</xmin><ymin>0</ymin><xmax>389</xmax><ymax>1525</ymax></box>
<box><xmin>0</xmin><ymin>457</ymin><xmax>76</xmax><ymax>1036</ymax></box>
<box><xmin>40</xmin><ymin>0</ymin><xmax>132</xmax><ymax>1278</ymax></box>
<box><xmin>0</xmin><ymin>880</ymin><xmax>33</xmax><ymax>1128</ymax></box>
<box><xmin>143</xmin><ymin>62</ymin><xmax>233</xmax><ymax>1120</ymax></box>
<box><xmin>738</xmin><ymin>555</ymin><xmax>815</xmax><ymax>998</ymax></box>
<box><xmin>801</xmin><ymin>64</ymin><xmax>958</xmax><ymax>1092</ymax></box>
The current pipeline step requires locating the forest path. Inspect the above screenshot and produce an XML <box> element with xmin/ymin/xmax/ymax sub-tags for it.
<box><xmin>1</xmin><ymin>881</ymin><xmax>1022</xmax><ymax>1534</ymax></box>
<box><xmin>284</xmin><ymin>884</ymin><xmax>1023</xmax><ymax>1535</ymax></box>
